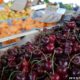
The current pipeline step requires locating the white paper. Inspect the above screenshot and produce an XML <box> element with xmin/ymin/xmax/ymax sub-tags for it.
<box><xmin>57</xmin><ymin>8</ymin><xmax>66</xmax><ymax>15</ymax></box>
<box><xmin>31</xmin><ymin>4</ymin><xmax>46</xmax><ymax>10</ymax></box>
<box><xmin>11</xmin><ymin>0</ymin><xmax>27</xmax><ymax>11</ymax></box>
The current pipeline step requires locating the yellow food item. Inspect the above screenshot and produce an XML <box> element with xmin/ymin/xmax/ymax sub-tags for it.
<box><xmin>0</xmin><ymin>7</ymin><xmax>31</xmax><ymax>20</ymax></box>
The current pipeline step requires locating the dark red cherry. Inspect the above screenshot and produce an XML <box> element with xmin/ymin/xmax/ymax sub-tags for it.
<box><xmin>72</xmin><ymin>56</ymin><xmax>80</xmax><ymax>65</ymax></box>
<box><xmin>49</xmin><ymin>35</ymin><xmax>56</xmax><ymax>43</ymax></box>
<box><xmin>71</xmin><ymin>68</ymin><xmax>80</xmax><ymax>76</ymax></box>
<box><xmin>29</xmin><ymin>72</ymin><xmax>37</xmax><ymax>80</ymax></box>
<box><xmin>51</xmin><ymin>73</ymin><xmax>60</xmax><ymax>80</ymax></box>
<box><xmin>22</xmin><ymin>58</ymin><xmax>30</xmax><ymax>73</ymax></box>
<box><xmin>46</xmin><ymin>43</ymin><xmax>54</xmax><ymax>52</ymax></box>
<box><xmin>55</xmin><ymin>47</ymin><xmax>63</xmax><ymax>54</ymax></box>
<box><xmin>8</xmin><ymin>55</ymin><xmax>15</xmax><ymax>62</ymax></box>
<box><xmin>15</xmin><ymin>72</ymin><xmax>30</xmax><ymax>80</ymax></box>
<box><xmin>57</xmin><ymin>67</ymin><xmax>67</xmax><ymax>75</ymax></box>
<box><xmin>67</xmin><ymin>21</ymin><xmax>76</xmax><ymax>29</ymax></box>
<box><xmin>58</xmin><ymin>60</ymin><xmax>68</xmax><ymax>68</ymax></box>
<box><xmin>22</xmin><ymin>58</ymin><xmax>29</xmax><ymax>67</ymax></box>
<box><xmin>41</xmin><ymin>36</ymin><xmax>49</xmax><ymax>45</ymax></box>
<box><xmin>76</xmin><ymin>15</ymin><xmax>80</xmax><ymax>20</ymax></box>
<box><xmin>71</xmin><ymin>36</ymin><xmax>76</xmax><ymax>42</ymax></box>
<box><xmin>45</xmin><ymin>60</ymin><xmax>52</xmax><ymax>71</ymax></box>
<box><xmin>57</xmin><ymin>67</ymin><xmax>68</xmax><ymax>80</ymax></box>
<box><xmin>60</xmin><ymin>73</ymin><xmax>68</xmax><ymax>80</ymax></box>
<box><xmin>64</xmin><ymin>46</ymin><xmax>72</xmax><ymax>55</ymax></box>
<box><xmin>8</xmin><ymin>55</ymin><xmax>16</xmax><ymax>67</ymax></box>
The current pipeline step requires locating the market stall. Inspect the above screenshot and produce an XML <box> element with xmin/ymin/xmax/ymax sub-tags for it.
<box><xmin>0</xmin><ymin>0</ymin><xmax>80</xmax><ymax>80</ymax></box>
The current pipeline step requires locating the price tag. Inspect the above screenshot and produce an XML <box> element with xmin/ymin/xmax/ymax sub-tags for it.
<box><xmin>57</xmin><ymin>8</ymin><xmax>66</xmax><ymax>15</ymax></box>
<box><xmin>11</xmin><ymin>0</ymin><xmax>28</xmax><ymax>11</ymax></box>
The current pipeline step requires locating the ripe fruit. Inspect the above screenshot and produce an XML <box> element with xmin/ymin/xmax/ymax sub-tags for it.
<box><xmin>58</xmin><ymin>60</ymin><xmax>68</xmax><ymax>68</ymax></box>
<box><xmin>49</xmin><ymin>35</ymin><xmax>56</xmax><ymax>43</ymax></box>
<box><xmin>55</xmin><ymin>47</ymin><xmax>63</xmax><ymax>54</ymax></box>
<box><xmin>29</xmin><ymin>72</ymin><xmax>37</xmax><ymax>80</ymax></box>
<box><xmin>57</xmin><ymin>67</ymin><xmax>67</xmax><ymax>76</ymax></box>
<box><xmin>0</xmin><ymin>15</ymin><xmax>80</xmax><ymax>80</ymax></box>
<box><xmin>22</xmin><ymin>58</ymin><xmax>30</xmax><ymax>73</ymax></box>
<box><xmin>51</xmin><ymin>73</ymin><xmax>60</xmax><ymax>80</ymax></box>
<box><xmin>41</xmin><ymin>36</ymin><xmax>49</xmax><ymax>45</ymax></box>
<box><xmin>45</xmin><ymin>60</ymin><xmax>52</xmax><ymax>72</ymax></box>
<box><xmin>72</xmin><ymin>56</ymin><xmax>80</xmax><ymax>65</ymax></box>
<box><xmin>67</xmin><ymin>21</ymin><xmax>76</xmax><ymax>29</ymax></box>
<box><xmin>46</xmin><ymin>43</ymin><xmax>54</xmax><ymax>52</ymax></box>
<box><xmin>57</xmin><ymin>67</ymin><xmax>68</xmax><ymax>80</ymax></box>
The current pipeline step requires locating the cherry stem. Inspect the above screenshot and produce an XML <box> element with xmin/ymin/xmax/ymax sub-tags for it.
<box><xmin>31</xmin><ymin>60</ymin><xmax>43</xmax><ymax>71</ymax></box>
<box><xmin>33</xmin><ymin>47</ymin><xmax>47</xmax><ymax>61</ymax></box>
<box><xmin>67</xmin><ymin>29</ymin><xmax>70</xmax><ymax>39</ymax></box>
<box><xmin>68</xmin><ymin>53</ymin><xmax>80</xmax><ymax>68</ymax></box>
<box><xmin>73</xmin><ymin>29</ymin><xmax>80</xmax><ymax>43</ymax></box>
<box><xmin>0</xmin><ymin>65</ymin><xmax>8</xmax><ymax>80</ymax></box>
<box><xmin>52</xmin><ymin>50</ymin><xmax>55</xmax><ymax>74</ymax></box>
<box><xmin>29</xmin><ymin>52</ymin><xmax>32</xmax><ymax>62</ymax></box>
<box><xmin>37</xmin><ymin>71</ymin><xmax>50</xmax><ymax>80</ymax></box>
<box><xmin>31</xmin><ymin>60</ymin><xmax>42</xmax><ymax>64</ymax></box>
<box><xmin>8</xmin><ymin>71</ymin><xmax>21</xmax><ymax>80</ymax></box>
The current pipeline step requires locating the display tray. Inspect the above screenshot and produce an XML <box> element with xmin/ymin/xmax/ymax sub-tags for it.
<box><xmin>0</xmin><ymin>25</ymin><xmax>61</xmax><ymax>51</ymax></box>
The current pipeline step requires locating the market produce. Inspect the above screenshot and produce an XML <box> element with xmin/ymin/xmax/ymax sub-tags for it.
<box><xmin>0</xmin><ymin>6</ymin><xmax>31</xmax><ymax>20</ymax></box>
<box><xmin>0</xmin><ymin>18</ymin><xmax>56</xmax><ymax>38</ymax></box>
<box><xmin>0</xmin><ymin>15</ymin><xmax>80</xmax><ymax>80</ymax></box>
<box><xmin>0</xmin><ymin>0</ymin><xmax>3</xmax><ymax>4</ymax></box>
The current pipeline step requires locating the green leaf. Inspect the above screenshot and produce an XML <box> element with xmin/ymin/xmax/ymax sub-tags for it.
<box><xmin>44</xmin><ymin>0</ymin><xmax>49</xmax><ymax>3</ymax></box>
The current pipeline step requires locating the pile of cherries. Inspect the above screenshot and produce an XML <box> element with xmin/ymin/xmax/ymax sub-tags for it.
<box><xmin>0</xmin><ymin>15</ymin><xmax>80</xmax><ymax>80</ymax></box>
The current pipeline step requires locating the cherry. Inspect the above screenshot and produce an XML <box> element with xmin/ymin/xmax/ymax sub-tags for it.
<box><xmin>72</xmin><ymin>56</ymin><xmax>80</xmax><ymax>65</ymax></box>
<box><xmin>55</xmin><ymin>47</ymin><xmax>63</xmax><ymax>54</ymax></box>
<box><xmin>15</xmin><ymin>72</ymin><xmax>30</xmax><ymax>80</ymax></box>
<box><xmin>64</xmin><ymin>47</ymin><xmax>72</xmax><ymax>55</ymax></box>
<box><xmin>26</xmin><ymin>42</ymin><xmax>34</xmax><ymax>53</ymax></box>
<box><xmin>46</xmin><ymin>43</ymin><xmax>54</xmax><ymax>52</ymax></box>
<box><xmin>72</xmin><ymin>42</ymin><xmax>79</xmax><ymax>52</ymax></box>
<box><xmin>76</xmin><ymin>15</ymin><xmax>80</xmax><ymax>20</ymax></box>
<box><xmin>49</xmin><ymin>35</ymin><xmax>56</xmax><ymax>43</ymax></box>
<box><xmin>58</xmin><ymin>60</ymin><xmax>68</xmax><ymax>68</ymax></box>
<box><xmin>71</xmin><ymin>36</ymin><xmax>76</xmax><ymax>42</ymax></box>
<box><xmin>8</xmin><ymin>55</ymin><xmax>15</xmax><ymax>62</ymax></box>
<box><xmin>8</xmin><ymin>55</ymin><xmax>16</xmax><ymax>67</ymax></box>
<box><xmin>57</xmin><ymin>67</ymin><xmax>67</xmax><ymax>75</ymax></box>
<box><xmin>0</xmin><ymin>15</ymin><xmax>80</xmax><ymax>80</ymax></box>
<box><xmin>41</xmin><ymin>36</ymin><xmax>49</xmax><ymax>45</ymax></box>
<box><xmin>51</xmin><ymin>73</ymin><xmax>60</xmax><ymax>80</ymax></box>
<box><xmin>45</xmin><ymin>59</ymin><xmax>52</xmax><ymax>72</ymax></box>
<box><xmin>57</xmin><ymin>67</ymin><xmax>68</xmax><ymax>80</ymax></box>
<box><xmin>78</xmin><ymin>45</ymin><xmax>80</xmax><ymax>51</ymax></box>
<box><xmin>67</xmin><ymin>21</ymin><xmax>76</xmax><ymax>29</ymax></box>
<box><xmin>21</xmin><ymin>58</ymin><xmax>30</xmax><ymax>74</ymax></box>
<box><xmin>29</xmin><ymin>72</ymin><xmax>37</xmax><ymax>80</ymax></box>
<box><xmin>71</xmin><ymin>66</ymin><xmax>80</xmax><ymax>77</ymax></box>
